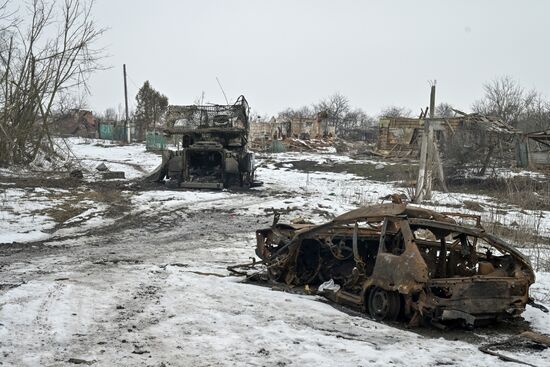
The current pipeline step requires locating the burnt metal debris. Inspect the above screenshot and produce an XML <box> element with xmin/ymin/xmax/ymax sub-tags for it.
<box><xmin>147</xmin><ymin>95</ymin><xmax>261</xmax><ymax>189</ymax></box>
<box><xmin>250</xmin><ymin>203</ymin><xmax>536</xmax><ymax>328</ymax></box>
<box><xmin>479</xmin><ymin>331</ymin><xmax>550</xmax><ymax>366</ymax></box>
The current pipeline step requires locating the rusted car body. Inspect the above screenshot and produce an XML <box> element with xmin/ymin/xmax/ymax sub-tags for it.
<box><xmin>255</xmin><ymin>203</ymin><xmax>535</xmax><ymax>327</ymax></box>
<box><xmin>148</xmin><ymin>95</ymin><xmax>259</xmax><ymax>189</ymax></box>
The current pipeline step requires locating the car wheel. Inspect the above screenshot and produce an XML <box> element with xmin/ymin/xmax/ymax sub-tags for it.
<box><xmin>368</xmin><ymin>287</ymin><xmax>401</xmax><ymax>321</ymax></box>
<box><xmin>166</xmin><ymin>178</ymin><xmax>179</xmax><ymax>189</ymax></box>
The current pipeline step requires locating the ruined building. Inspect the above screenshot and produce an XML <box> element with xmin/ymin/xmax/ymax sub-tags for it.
<box><xmin>249</xmin><ymin>114</ymin><xmax>335</xmax><ymax>151</ymax></box>
<box><xmin>376</xmin><ymin>113</ymin><xmax>520</xmax><ymax>158</ymax></box>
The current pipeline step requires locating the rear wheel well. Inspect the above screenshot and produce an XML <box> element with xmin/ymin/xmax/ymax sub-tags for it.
<box><xmin>365</xmin><ymin>285</ymin><xmax>402</xmax><ymax>321</ymax></box>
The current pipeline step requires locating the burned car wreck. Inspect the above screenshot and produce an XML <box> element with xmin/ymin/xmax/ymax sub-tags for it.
<box><xmin>254</xmin><ymin>203</ymin><xmax>535</xmax><ymax>328</ymax></box>
<box><xmin>148</xmin><ymin>95</ymin><xmax>260</xmax><ymax>189</ymax></box>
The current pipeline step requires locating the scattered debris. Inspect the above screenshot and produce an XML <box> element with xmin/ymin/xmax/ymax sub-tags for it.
<box><xmin>132</xmin><ymin>347</ymin><xmax>150</xmax><ymax>355</ymax></box>
<box><xmin>102</xmin><ymin>171</ymin><xmax>125</xmax><ymax>179</ymax></box>
<box><xmin>249</xmin><ymin>113</ymin><xmax>335</xmax><ymax>152</ymax></box>
<box><xmin>528</xmin><ymin>298</ymin><xmax>549</xmax><ymax>313</ymax></box>
<box><xmin>67</xmin><ymin>358</ymin><xmax>96</xmax><ymax>365</ymax></box>
<box><xmin>184</xmin><ymin>270</ymin><xmax>227</xmax><ymax>278</ymax></box>
<box><xmin>479</xmin><ymin>331</ymin><xmax>550</xmax><ymax>366</ymax></box>
<box><xmin>251</xmin><ymin>203</ymin><xmax>535</xmax><ymax>328</ymax></box>
<box><xmin>318</xmin><ymin>279</ymin><xmax>340</xmax><ymax>293</ymax></box>
<box><xmin>93</xmin><ymin>258</ymin><xmax>142</xmax><ymax>265</ymax></box>
<box><xmin>463</xmin><ymin>200</ymin><xmax>484</xmax><ymax>212</ymax></box>
<box><xmin>0</xmin><ymin>282</ymin><xmax>24</xmax><ymax>290</ymax></box>
<box><xmin>159</xmin><ymin>263</ymin><xmax>189</xmax><ymax>269</ymax></box>
<box><xmin>96</xmin><ymin>162</ymin><xmax>108</xmax><ymax>171</ymax></box>
<box><xmin>70</xmin><ymin>169</ymin><xmax>83</xmax><ymax>179</ymax></box>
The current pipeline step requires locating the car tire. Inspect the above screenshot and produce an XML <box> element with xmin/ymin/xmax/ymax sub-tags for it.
<box><xmin>367</xmin><ymin>287</ymin><xmax>401</xmax><ymax>321</ymax></box>
<box><xmin>166</xmin><ymin>178</ymin><xmax>179</xmax><ymax>189</ymax></box>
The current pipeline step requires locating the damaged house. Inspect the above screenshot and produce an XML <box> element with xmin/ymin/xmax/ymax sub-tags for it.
<box><xmin>249</xmin><ymin>114</ymin><xmax>335</xmax><ymax>151</ymax></box>
<box><xmin>54</xmin><ymin>109</ymin><xmax>98</xmax><ymax>138</ymax></box>
<box><xmin>517</xmin><ymin>129</ymin><xmax>550</xmax><ymax>169</ymax></box>
<box><xmin>376</xmin><ymin>112</ymin><xmax>523</xmax><ymax>178</ymax></box>
<box><xmin>376</xmin><ymin>113</ymin><xmax>520</xmax><ymax>159</ymax></box>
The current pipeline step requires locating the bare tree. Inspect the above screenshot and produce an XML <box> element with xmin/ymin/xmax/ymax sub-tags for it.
<box><xmin>435</xmin><ymin>103</ymin><xmax>454</xmax><ymax>118</ymax></box>
<box><xmin>102</xmin><ymin>107</ymin><xmax>118</xmax><ymax>122</ymax></box>
<box><xmin>277</xmin><ymin>105</ymin><xmax>315</xmax><ymax>121</ymax></box>
<box><xmin>520</xmin><ymin>93</ymin><xmax>550</xmax><ymax>132</ymax></box>
<box><xmin>379</xmin><ymin>106</ymin><xmax>413</xmax><ymax>118</ymax></box>
<box><xmin>472</xmin><ymin>76</ymin><xmax>536</xmax><ymax>126</ymax></box>
<box><xmin>0</xmin><ymin>0</ymin><xmax>105</xmax><ymax>166</ymax></box>
<box><xmin>55</xmin><ymin>90</ymin><xmax>88</xmax><ymax>115</ymax></box>
<box><xmin>343</xmin><ymin>108</ymin><xmax>375</xmax><ymax>129</ymax></box>
<box><xmin>464</xmin><ymin>76</ymin><xmax>550</xmax><ymax>175</ymax></box>
<box><xmin>315</xmin><ymin>92</ymin><xmax>350</xmax><ymax>135</ymax></box>
<box><xmin>338</xmin><ymin>108</ymin><xmax>377</xmax><ymax>141</ymax></box>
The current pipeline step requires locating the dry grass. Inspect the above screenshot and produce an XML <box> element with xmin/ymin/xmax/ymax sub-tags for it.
<box><xmin>36</xmin><ymin>189</ymin><xmax>128</xmax><ymax>228</ymax></box>
<box><xmin>483</xmin><ymin>207</ymin><xmax>550</xmax><ymax>272</ymax></box>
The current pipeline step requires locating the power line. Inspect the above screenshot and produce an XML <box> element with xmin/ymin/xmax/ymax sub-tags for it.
<box><xmin>126</xmin><ymin>73</ymin><xmax>140</xmax><ymax>90</ymax></box>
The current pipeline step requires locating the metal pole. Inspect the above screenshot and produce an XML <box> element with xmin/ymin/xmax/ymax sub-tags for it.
<box><xmin>123</xmin><ymin>64</ymin><xmax>130</xmax><ymax>143</ymax></box>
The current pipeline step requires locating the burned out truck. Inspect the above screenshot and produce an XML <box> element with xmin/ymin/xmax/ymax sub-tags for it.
<box><xmin>148</xmin><ymin>95</ymin><xmax>259</xmax><ymax>189</ymax></box>
<box><xmin>254</xmin><ymin>203</ymin><xmax>536</xmax><ymax>328</ymax></box>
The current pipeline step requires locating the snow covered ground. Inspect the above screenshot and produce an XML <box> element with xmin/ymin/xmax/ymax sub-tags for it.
<box><xmin>66</xmin><ymin>137</ymin><xmax>161</xmax><ymax>180</ymax></box>
<box><xmin>3</xmin><ymin>140</ymin><xmax>549</xmax><ymax>246</ymax></box>
<box><xmin>0</xmin><ymin>187</ymin><xmax>59</xmax><ymax>243</ymax></box>
<box><xmin>1</xmin><ymin>140</ymin><xmax>549</xmax><ymax>366</ymax></box>
<box><xmin>0</xmin><ymin>138</ymin><xmax>160</xmax><ymax>244</ymax></box>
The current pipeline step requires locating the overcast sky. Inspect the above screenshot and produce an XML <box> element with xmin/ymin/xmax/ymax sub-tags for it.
<box><xmin>88</xmin><ymin>0</ymin><xmax>550</xmax><ymax>117</ymax></box>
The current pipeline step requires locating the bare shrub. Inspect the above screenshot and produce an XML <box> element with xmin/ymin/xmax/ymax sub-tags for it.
<box><xmin>0</xmin><ymin>0</ymin><xmax>105</xmax><ymax>166</ymax></box>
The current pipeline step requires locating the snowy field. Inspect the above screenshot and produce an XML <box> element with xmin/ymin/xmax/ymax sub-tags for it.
<box><xmin>0</xmin><ymin>138</ymin><xmax>549</xmax><ymax>366</ymax></box>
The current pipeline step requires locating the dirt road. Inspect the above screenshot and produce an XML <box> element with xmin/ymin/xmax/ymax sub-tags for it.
<box><xmin>1</xmin><ymin>155</ymin><xmax>549</xmax><ymax>366</ymax></box>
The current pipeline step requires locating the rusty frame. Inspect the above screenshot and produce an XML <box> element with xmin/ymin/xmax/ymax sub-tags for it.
<box><xmin>254</xmin><ymin>203</ymin><xmax>535</xmax><ymax>328</ymax></box>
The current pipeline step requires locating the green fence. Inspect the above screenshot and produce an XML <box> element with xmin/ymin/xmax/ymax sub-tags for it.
<box><xmin>98</xmin><ymin>123</ymin><xmax>128</xmax><ymax>141</ymax></box>
<box><xmin>271</xmin><ymin>140</ymin><xmax>286</xmax><ymax>153</ymax></box>
<box><xmin>516</xmin><ymin>138</ymin><xmax>529</xmax><ymax>168</ymax></box>
<box><xmin>146</xmin><ymin>131</ymin><xmax>167</xmax><ymax>151</ymax></box>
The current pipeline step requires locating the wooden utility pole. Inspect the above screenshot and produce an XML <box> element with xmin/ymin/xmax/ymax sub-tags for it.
<box><xmin>123</xmin><ymin>64</ymin><xmax>130</xmax><ymax>143</ymax></box>
<box><xmin>425</xmin><ymin>84</ymin><xmax>436</xmax><ymax>199</ymax></box>
<box><xmin>430</xmin><ymin>83</ymin><xmax>448</xmax><ymax>193</ymax></box>
<box><xmin>415</xmin><ymin>123</ymin><xmax>429</xmax><ymax>202</ymax></box>
<box><xmin>414</xmin><ymin>82</ymin><xmax>448</xmax><ymax>203</ymax></box>
<box><xmin>414</xmin><ymin>83</ymin><xmax>436</xmax><ymax>203</ymax></box>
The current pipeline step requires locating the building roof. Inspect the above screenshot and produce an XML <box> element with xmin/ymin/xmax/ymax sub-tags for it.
<box><xmin>458</xmin><ymin>113</ymin><xmax>520</xmax><ymax>134</ymax></box>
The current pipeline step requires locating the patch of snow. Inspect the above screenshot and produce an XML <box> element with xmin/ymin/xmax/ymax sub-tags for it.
<box><xmin>0</xmin><ymin>188</ymin><xmax>58</xmax><ymax>244</ymax></box>
<box><xmin>524</xmin><ymin>271</ymin><xmax>550</xmax><ymax>335</ymax></box>
<box><xmin>65</xmin><ymin>137</ymin><xmax>161</xmax><ymax>179</ymax></box>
